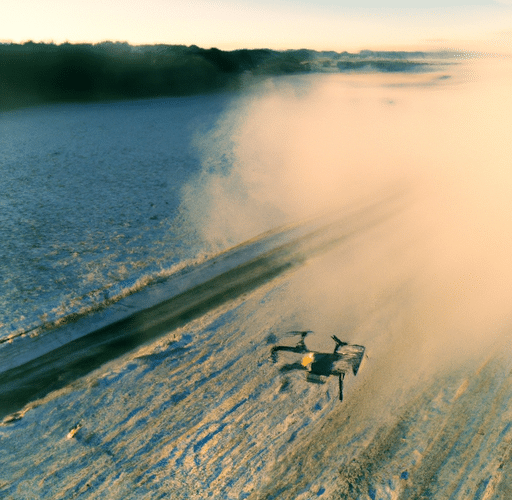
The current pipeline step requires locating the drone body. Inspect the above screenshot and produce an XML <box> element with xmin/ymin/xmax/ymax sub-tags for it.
<box><xmin>270</xmin><ymin>331</ymin><xmax>365</xmax><ymax>401</ymax></box>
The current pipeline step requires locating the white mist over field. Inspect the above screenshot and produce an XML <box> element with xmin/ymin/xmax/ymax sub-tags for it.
<box><xmin>183</xmin><ymin>56</ymin><xmax>512</xmax><ymax>397</ymax></box>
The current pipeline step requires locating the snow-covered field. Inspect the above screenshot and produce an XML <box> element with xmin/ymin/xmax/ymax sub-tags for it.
<box><xmin>2</xmin><ymin>56</ymin><xmax>512</xmax><ymax>499</ymax></box>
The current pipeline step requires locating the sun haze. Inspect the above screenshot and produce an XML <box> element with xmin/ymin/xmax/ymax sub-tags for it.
<box><xmin>2</xmin><ymin>0</ymin><xmax>512</xmax><ymax>51</ymax></box>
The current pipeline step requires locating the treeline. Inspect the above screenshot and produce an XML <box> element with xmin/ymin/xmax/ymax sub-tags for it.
<box><xmin>0</xmin><ymin>42</ymin><xmax>313</xmax><ymax>110</ymax></box>
<box><xmin>0</xmin><ymin>42</ymin><xmax>441</xmax><ymax>111</ymax></box>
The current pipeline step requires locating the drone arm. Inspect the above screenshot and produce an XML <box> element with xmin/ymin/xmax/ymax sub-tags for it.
<box><xmin>271</xmin><ymin>345</ymin><xmax>306</xmax><ymax>354</ymax></box>
<box><xmin>279</xmin><ymin>362</ymin><xmax>308</xmax><ymax>373</ymax></box>
<box><xmin>271</xmin><ymin>344</ymin><xmax>308</xmax><ymax>362</ymax></box>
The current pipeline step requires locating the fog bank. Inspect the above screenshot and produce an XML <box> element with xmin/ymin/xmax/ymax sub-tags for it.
<box><xmin>181</xmin><ymin>55</ymin><xmax>512</xmax><ymax>391</ymax></box>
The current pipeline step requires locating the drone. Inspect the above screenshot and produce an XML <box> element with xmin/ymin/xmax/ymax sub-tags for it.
<box><xmin>270</xmin><ymin>331</ymin><xmax>365</xmax><ymax>402</ymax></box>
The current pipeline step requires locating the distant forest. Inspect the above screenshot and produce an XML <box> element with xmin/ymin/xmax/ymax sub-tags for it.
<box><xmin>0</xmin><ymin>42</ymin><xmax>444</xmax><ymax>110</ymax></box>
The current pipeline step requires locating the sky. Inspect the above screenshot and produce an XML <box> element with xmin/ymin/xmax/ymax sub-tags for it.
<box><xmin>2</xmin><ymin>0</ymin><xmax>512</xmax><ymax>51</ymax></box>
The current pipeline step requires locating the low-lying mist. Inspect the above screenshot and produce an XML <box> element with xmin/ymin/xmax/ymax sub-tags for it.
<box><xmin>180</xmin><ymin>54</ymin><xmax>512</xmax><ymax>400</ymax></box>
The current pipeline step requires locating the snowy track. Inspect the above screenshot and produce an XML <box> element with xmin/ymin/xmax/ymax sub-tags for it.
<box><xmin>2</xmin><ymin>187</ymin><xmax>511</xmax><ymax>499</ymax></box>
<box><xmin>0</xmin><ymin>193</ymin><xmax>402</xmax><ymax>419</ymax></box>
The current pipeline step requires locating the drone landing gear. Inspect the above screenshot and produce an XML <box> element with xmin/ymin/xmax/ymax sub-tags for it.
<box><xmin>338</xmin><ymin>372</ymin><xmax>345</xmax><ymax>402</ymax></box>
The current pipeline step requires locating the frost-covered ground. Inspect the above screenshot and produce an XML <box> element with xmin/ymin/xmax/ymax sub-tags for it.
<box><xmin>2</xmin><ymin>207</ymin><xmax>511</xmax><ymax>499</ymax></box>
<box><xmin>2</xmin><ymin>56</ymin><xmax>512</xmax><ymax>499</ymax></box>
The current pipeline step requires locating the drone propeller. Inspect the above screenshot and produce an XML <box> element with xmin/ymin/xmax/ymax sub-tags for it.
<box><xmin>331</xmin><ymin>335</ymin><xmax>348</xmax><ymax>353</ymax></box>
<box><xmin>286</xmin><ymin>330</ymin><xmax>312</xmax><ymax>338</ymax></box>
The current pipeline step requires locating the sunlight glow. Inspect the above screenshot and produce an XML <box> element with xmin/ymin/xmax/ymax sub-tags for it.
<box><xmin>2</xmin><ymin>0</ymin><xmax>512</xmax><ymax>50</ymax></box>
